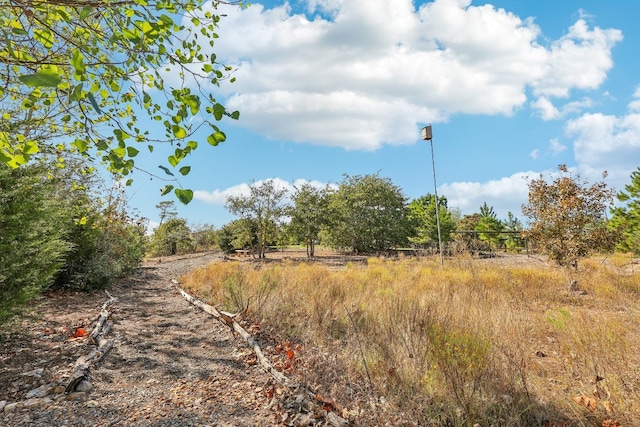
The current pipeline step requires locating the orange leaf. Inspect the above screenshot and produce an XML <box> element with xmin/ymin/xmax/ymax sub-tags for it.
<box><xmin>71</xmin><ymin>328</ymin><xmax>88</xmax><ymax>338</ymax></box>
<box><xmin>265</xmin><ymin>386</ymin><xmax>275</xmax><ymax>399</ymax></box>
<box><xmin>286</xmin><ymin>349</ymin><xmax>295</xmax><ymax>360</ymax></box>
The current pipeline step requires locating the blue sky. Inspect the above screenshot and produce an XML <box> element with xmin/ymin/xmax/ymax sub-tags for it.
<box><xmin>123</xmin><ymin>0</ymin><xmax>640</xmax><ymax>231</ymax></box>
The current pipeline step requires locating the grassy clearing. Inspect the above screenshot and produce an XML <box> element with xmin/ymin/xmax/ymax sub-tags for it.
<box><xmin>179</xmin><ymin>253</ymin><xmax>640</xmax><ymax>426</ymax></box>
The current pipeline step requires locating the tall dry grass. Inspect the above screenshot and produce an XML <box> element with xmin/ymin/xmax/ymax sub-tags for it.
<box><xmin>179</xmin><ymin>254</ymin><xmax>640</xmax><ymax>426</ymax></box>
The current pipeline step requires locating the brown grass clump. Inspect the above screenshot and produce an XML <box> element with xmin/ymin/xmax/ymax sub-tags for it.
<box><xmin>179</xmin><ymin>254</ymin><xmax>640</xmax><ymax>426</ymax></box>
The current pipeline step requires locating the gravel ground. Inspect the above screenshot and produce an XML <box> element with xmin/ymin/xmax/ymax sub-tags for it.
<box><xmin>0</xmin><ymin>252</ymin><xmax>286</xmax><ymax>426</ymax></box>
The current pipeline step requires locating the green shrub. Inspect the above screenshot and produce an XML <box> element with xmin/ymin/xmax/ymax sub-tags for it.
<box><xmin>0</xmin><ymin>163</ymin><xmax>68</xmax><ymax>322</ymax></box>
<box><xmin>54</xmin><ymin>186</ymin><xmax>146</xmax><ymax>290</ymax></box>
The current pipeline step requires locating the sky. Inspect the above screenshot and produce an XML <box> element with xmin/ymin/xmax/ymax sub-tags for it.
<box><xmin>123</xmin><ymin>0</ymin><xmax>640</xmax><ymax>231</ymax></box>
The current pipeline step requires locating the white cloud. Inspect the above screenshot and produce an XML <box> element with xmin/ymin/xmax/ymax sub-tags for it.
<box><xmin>440</xmin><ymin>171</ymin><xmax>534</xmax><ymax>218</ymax></box>
<box><xmin>565</xmin><ymin>107</ymin><xmax>640</xmax><ymax>185</ymax></box>
<box><xmin>532</xmin><ymin>96</ymin><xmax>594</xmax><ymax>120</ymax></box>
<box><xmin>532</xmin><ymin>19</ymin><xmax>622</xmax><ymax>97</ymax></box>
<box><xmin>194</xmin><ymin>178</ymin><xmax>336</xmax><ymax>205</ymax></box>
<box><xmin>628</xmin><ymin>86</ymin><xmax>640</xmax><ymax>112</ymax></box>
<box><xmin>191</xmin><ymin>0</ymin><xmax>622</xmax><ymax>151</ymax></box>
<box><xmin>531</xmin><ymin>97</ymin><xmax>560</xmax><ymax>120</ymax></box>
<box><xmin>194</xmin><ymin>183</ymin><xmax>251</xmax><ymax>205</ymax></box>
<box><xmin>549</xmin><ymin>138</ymin><xmax>567</xmax><ymax>154</ymax></box>
<box><xmin>527</xmin><ymin>138</ymin><xmax>567</xmax><ymax>162</ymax></box>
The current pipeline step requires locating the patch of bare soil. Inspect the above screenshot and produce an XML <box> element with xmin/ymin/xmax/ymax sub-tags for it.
<box><xmin>0</xmin><ymin>252</ymin><xmax>291</xmax><ymax>426</ymax></box>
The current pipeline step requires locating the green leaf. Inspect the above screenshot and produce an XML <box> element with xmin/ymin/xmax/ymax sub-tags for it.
<box><xmin>73</xmin><ymin>139</ymin><xmax>88</xmax><ymax>153</ymax></box>
<box><xmin>148</xmin><ymin>145</ymin><xmax>154</xmax><ymax>153</ymax></box>
<box><xmin>158</xmin><ymin>165</ymin><xmax>174</xmax><ymax>176</ymax></box>
<box><xmin>127</xmin><ymin>146</ymin><xmax>139</xmax><ymax>157</ymax></box>
<box><xmin>185</xmin><ymin>96</ymin><xmax>200</xmax><ymax>114</ymax></box>
<box><xmin>175</xmin><ymin>188</ymin><xmax>193</xmax><ymax>204</ymax></box>
<box><xmin>19</xmin><ymin>71</ymin><xmax>61</xmax><ymax>88</ymax></box>
<box><xmin>69</xmin><ymin>83</ymin><xmax>83</xmax><ymax>102</ymax></box>
<box><xmin>23</xmin><ymin>141</ymin><xmax>39</xmax><ymax>155</ymax></box>
<box><xmin>34</xmin><ymin>29</ymin><xmax>54</xmax><ymax>49</ymax></box>
<box><xmin>79</xmin><ymin>7</ymin><xmax>92</xmax><ymax>19</ymax></box>
<box><xmin>207</xmin><ymin>132</ymin><xmax>226</xmax><ymax>146</ymax></box>
<box><xmin>168</xmin><ymin>155</ymin><xmax>179</xmax><ymax>166</ymax></box>
<box><xmin>71</xmin><ymin>49</ymin><xmax>86</xmax><ymax>77</ymax></box>
<box><xmin>212</xmin><ymin>103</ymin><xmax>225</xmax><ymax>120</ymax></box>
<box><xmin>161</xmin><ymin>184</ymin><xmax>174</xmax><ymax>196</ymax></box>
<box><xmin>112</xmin><ymin>147</ymin><xmax>126</xmax><ymax>158</ymax></box>
<box><xmin>87</xmin><ymin>92</ymin><xmax>102</xmax><ymax>113</ymax></box>
<box><xmin>172</xmin><ymin>125</ymin><xmax>187</xmax><ymax>139</ymax></box>
<box><xmin>126</xmin><ymin>179</ymin><xmax>134</xmax><ymax>186</ymax></box>
<box><xmin>123</xmin><ymin>28</ymin><xmax>141</xmax><ymax>43</ymax></box>
<box><xmin>179</xmin><ymin>166</ymin><xmax>191</xmax><ymax>176</ymax></box>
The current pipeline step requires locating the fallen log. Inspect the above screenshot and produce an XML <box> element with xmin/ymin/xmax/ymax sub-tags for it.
<box><xmin>173</xmin><ymin>280</ymin><xmax>351</xmax><ymax>427</ymax></box>
<box><xmin>172</xmin><ymin>280</ymin><xmax>291</xmax><ymax>386</ymax></box>
<box><xmin>89</xmin><ymin>292</ymin><xmax>118</xmax><ymax>344</ymax></box>
<box><xmin>65</xmin><ymin>338</ymin><xmax>114</xmax><ymax>392</ymax></box>
<box><xmin>66</xmin><ymin>292</ymin><xmax>117</xmax><ymax>392</ymax></box>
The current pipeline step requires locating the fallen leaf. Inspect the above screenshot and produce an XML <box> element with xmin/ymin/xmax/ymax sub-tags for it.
<box><xmin>286</xmin><ymin>349</ymin><xmax>295</xmax><ymax>360</ymax></box>
<box><xmin>572</xmin><ymin>395</ymin><xmax>597</xmax><ymax>411</ymax></box>
<box><xmin>71</xmin><ymin>328</ymin><xmax>88</xmax><ymax>338</ymax></box>
<box><xmin>601</xmin><ymin>420</ymin><xmax>620</xmax><ymax>427</ymax></box>
<box><xmin>265</xmin><ymin>386</ymin><xmax>275</xmax><ymax>399</ymax></box>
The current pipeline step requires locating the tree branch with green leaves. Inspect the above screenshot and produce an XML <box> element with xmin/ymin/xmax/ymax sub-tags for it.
<box><xmin>1</xmin><ymin>0</ymin><xmax>243</xmax><ymax>203</ymax></box>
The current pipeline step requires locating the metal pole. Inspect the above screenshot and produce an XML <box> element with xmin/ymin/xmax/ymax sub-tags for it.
<box><xmin>430</xmin><ymin>138</ymin><xmax>444</xmax><ymax>267</ymax></box>
<box><xmin>422</xmin><ymin>125</ymin><xmax>444</xmax><ymax>267</ymax></box>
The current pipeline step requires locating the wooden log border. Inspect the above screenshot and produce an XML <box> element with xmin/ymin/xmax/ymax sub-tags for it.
<box><xmin>172</xmin><ymin>279</ymin><xmax>350</xmax><ymax>427</ymax></box>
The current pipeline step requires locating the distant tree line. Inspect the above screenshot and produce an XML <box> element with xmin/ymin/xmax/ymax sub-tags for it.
<box><xmin>201</xmin><ymin>167</ymin><xmax>640</xmax><ymax>266</ymax></box>
<box><xmin>5</xmin><ymin>161</ymin><xmax>639</xmax><ymax>324</ymax></box>
<box><xmin>213</xmin><ymin>173</ymin><xmax>522</xmax><ymax>257</ymax></box>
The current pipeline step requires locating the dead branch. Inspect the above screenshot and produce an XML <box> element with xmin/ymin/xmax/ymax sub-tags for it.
<box><xmin>65</xmin><ymin>339</ymin><xmax>114</xmax><ymax>392</ymax></box>
<box><xmin>89</xmin><ymin>291</ymin><xmax>118</xmax><ymax>344</ymax></box>
<box><xmin>66</xmin><ymin>292</ymin><xmax>117</xmax><ymax>392</ymax></box>
<box><xmin>173</xmin><ymin>279</ymin><xmax>350</xmax><ymax>427</ymax></box>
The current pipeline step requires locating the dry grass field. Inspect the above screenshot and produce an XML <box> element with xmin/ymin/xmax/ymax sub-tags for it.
<box><xmin>179</xmin><ymin>250</ymin><xmax>640</xmax><ymax>426</ymax></box>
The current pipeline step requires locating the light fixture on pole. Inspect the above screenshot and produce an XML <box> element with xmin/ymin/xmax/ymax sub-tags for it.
<box><xmin>422</xmin><ymin>125</ymin><xmax>444</xmax><ymax>267</ymax></box>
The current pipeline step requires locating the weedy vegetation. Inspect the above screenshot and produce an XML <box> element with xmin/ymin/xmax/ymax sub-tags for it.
<box><xmin>179</xmin><ymin>253</ymin><xmax>640</xmax><ymax>426</ymax></box>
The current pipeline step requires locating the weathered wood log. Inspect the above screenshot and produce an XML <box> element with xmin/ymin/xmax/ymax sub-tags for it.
<box><xmin>172</xmin><ymin>281</ymin><xmax>291</xmax><ymax>386</ymax></box>
<box><xmin>89</xmin><ymin>292</ymin><xmax>118</xmax><ymax>344</ymax></box>
<box><xmin>173</xmin><ymin>280</ymin><xmax>350</xmax><ymax>427</ymax></box>
<box><xmin>326</xmin><ymin>411</ymin><xmax>350</xmax><ymax>427</ymax></box>
<box><xmin>66</xmin><ymin>293</ymin><xmax>117</xmax><ymax>392</ymax></box>
<box><xmin>65</xmin><ymin>339</ymin><xmax>114</xmax><ymax>392</ymax></box>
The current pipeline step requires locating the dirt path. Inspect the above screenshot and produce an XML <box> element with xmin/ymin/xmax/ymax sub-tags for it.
<box><xmin>0</xmin><ymin>253</ymin><xmax>280</xmax><ymax>426</ymax></box>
